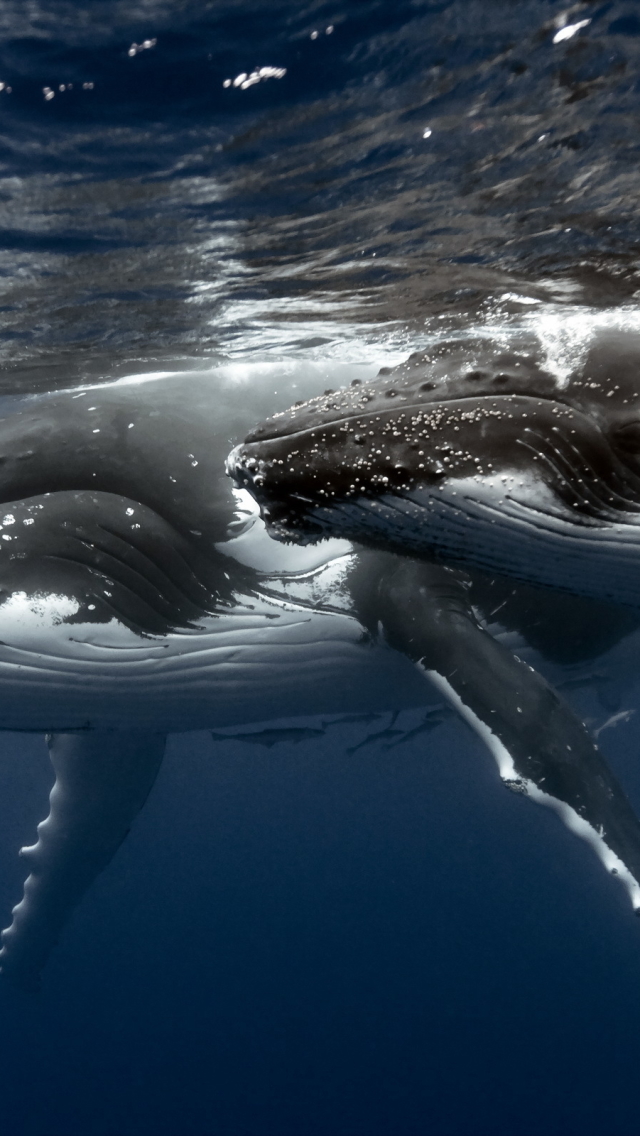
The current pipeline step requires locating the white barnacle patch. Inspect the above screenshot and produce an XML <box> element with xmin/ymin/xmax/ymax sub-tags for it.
<box><xmin>224</xmin><ymin>65</ymin><xmax>287</xmax><ymax>90</ymax></box>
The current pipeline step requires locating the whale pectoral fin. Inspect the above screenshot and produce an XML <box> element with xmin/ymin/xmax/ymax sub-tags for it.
<box><xmin>374</xmin><ymin>558</ymin><xmax>640</xmax><ymax>910</ymax></box>
<box><xmin>0</xmin><ymin>731</ymin><xmax>166</xmax><ymax>990</ymax></box>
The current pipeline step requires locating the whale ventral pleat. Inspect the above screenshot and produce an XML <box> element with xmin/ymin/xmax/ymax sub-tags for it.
<box><xmin>611</xmin><ymin>421</ymin><xmax>640</xmax><ymax>452</ymax></box>
<box><xmin>0</xmin><ymin>489</ymin><xmax>253</xmax><ymax>636</ymax></box>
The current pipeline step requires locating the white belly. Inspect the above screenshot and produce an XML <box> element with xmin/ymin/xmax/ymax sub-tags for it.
<box><xmin>0</xmin><ymin>586</ymin><xmax>429</xmax><ymax>732</ymax></box>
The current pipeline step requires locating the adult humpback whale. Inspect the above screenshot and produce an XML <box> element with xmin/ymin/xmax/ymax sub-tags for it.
<box><xmin>2</xmin><ymin>337</ymin><xmax>640</xmax><ymax>986</ymax></box>
<box><xmin>0</xmin><ymin>361</ymin><xmax>435</xmax><ymax>987</ymax></box>
<box><xmin>230</xmin><ymin>328</ymin><xmax>640</xmax><ymax>917</ymax></box>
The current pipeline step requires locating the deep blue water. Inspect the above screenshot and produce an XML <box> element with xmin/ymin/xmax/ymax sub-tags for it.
<box><xmin>3</xmin><ymin>3</ymin><xmax>640</xmax><ymax>1134</ymax></box>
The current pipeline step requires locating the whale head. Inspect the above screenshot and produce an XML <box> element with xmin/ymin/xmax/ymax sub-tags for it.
<box><xmin>228</xmin><ymin>332</ymin><xmax>640</xmax><ymax>607</ymax></box>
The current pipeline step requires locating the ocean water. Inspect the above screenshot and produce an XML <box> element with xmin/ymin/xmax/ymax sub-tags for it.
<box><xmin>2</xmin><ymin>3</ymin><xmax>640</xmax><ymax>1134</ymax></box>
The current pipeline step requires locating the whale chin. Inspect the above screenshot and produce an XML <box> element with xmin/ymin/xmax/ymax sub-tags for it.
<box><xmin>226</xmin><ymin>445</ymin><xmax>325</xmax><ymax>547</ymax></box>
<box><xmin>260</xmin><ymin>504</ymin><xmax>326</xmax><ymax>547</ymax></box>
<box><xmin>260</xmin><ymin>470</ymin><xmax>640</xmax><ymax>610</ymax></box>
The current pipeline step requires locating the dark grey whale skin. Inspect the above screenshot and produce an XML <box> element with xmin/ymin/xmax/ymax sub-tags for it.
<box><xmin>230</xmin><ymin>330</ymin><xmax>640</xmax><ymax>598</ymax></box>
<box><xmin>229</xmin><ymin>329</ymin><xmax>640</xmax><ymax>918</ymax></box>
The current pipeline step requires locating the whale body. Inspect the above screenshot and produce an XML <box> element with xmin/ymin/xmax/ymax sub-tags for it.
<box><xmin>0</xmin><ymin>362</ymin><xmax>432</xmax><ymax>987</ymax></box>
<box><xmin>3</xmin><ymin>338</ymin><xmax>640</xmax><ymax>987</ymax></box>
<box><xmin>229</xmin><ymin>329</ymin><xmax>640</xmax><ymax>924</ymax></box>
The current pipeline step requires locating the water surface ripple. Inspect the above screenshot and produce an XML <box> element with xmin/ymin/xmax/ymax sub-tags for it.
<box><xmin>0</xmin><ymin>1</ymin><xmax>637</xmax><ymax>385</ymax></box>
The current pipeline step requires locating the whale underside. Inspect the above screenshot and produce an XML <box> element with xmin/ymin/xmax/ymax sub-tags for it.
<box><xmin>3</xmin><ymin>343</ymin><xmax>640</xmax><ymax>986</ymax></box>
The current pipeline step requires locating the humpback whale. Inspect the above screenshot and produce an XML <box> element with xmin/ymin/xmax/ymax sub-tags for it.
<box><xmin>0</xmin><ymin>362</ymin><xmax>435</xmax><ymax>987</ymax></box>
<box><xmin>3</xmin><ymin>333</ymin><xmax>640</xmax><ymax>986</ymax></box>
<box><xmin>230</xmin><ymin>331</ymin><xmax>640</xmax><ymax>607</ymax></box>
<box><xmin>229</xmin><ymin>328</ymin><xmax>640</xmax><ymax>917</ymax></box>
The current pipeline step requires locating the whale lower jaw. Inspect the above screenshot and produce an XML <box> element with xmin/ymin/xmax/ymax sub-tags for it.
<box><xmin>275</xmin><ymin>475</ymin><xmax>640</xmax><ymax>609</ymax></box>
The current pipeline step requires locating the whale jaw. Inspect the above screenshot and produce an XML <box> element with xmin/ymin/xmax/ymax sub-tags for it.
<box><xmin>229</xmin><ymin>366</ymin><xmax>640</xmax><ymax>608</ymax></box>
<box><xmin>229</xmin><ymin>428</ymin><xmax>640</xmax><ymax>609</ymax></box>
<box><xmin>226</xmin><ymin>444</ymin><xmax>328</xmax><ymax>546</ymax></box>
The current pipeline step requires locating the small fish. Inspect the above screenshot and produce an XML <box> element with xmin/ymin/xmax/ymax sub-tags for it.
<box><xmin>594</xmin><ymin>710</ymin><xmax>636</xmax><ymax>739</ymax></box>
<box><xmin>383</xmin><ymin>710</ymin><xmax>451</xmax><ymax>749</ymax></box>
<box><xmin>210</xmin><ymin>727</ymin><xmax>325</xmax><ymax>748</ymax></box>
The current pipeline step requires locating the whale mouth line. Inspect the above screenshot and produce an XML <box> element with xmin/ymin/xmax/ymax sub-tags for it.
<box><xmin>245</xmin><ymin>390</ymin><xmax>575</xmax><ymax>445</ymax></box>
<box><xmin>231</xmin><ymin>422</ymin><xmax>640</xmax><ymax>548</ymax></box>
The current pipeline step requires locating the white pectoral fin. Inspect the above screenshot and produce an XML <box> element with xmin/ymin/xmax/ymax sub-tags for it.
<box><xmin>374</xmin><ymin>558</ymin><xmax>640</xmax><ymax>913</ymax></box>
<box><xmin>0</xmin><ymin>730</ymin><xmax>165</xmax><ymax>989</ymax></box>
<box><xmin>423</xmin><ymin>666</ymin><xmax>640</xmax><ymax>911</ymax></box>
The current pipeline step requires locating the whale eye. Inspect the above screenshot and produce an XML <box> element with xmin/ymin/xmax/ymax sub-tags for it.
<box><xmin>385</xmin><ymin>389</ymin><xmax>398</xmax><ymax>398</ymax></box>
<box><xmin>351</xmin><ymin>378</ymin><xmax>363</xmax><ymax>386</ymax></box>
<box><xmin>323</xmin><ymin>389</ymin><xmax>334</xmax><ymax>396</ymax></box>
<box><xmin>466</xmin><ymin>371</ymin><xmax>486</xmax><ymax>381</ymax></box>
<box><xmin>420</xmin><ymin>381</ymin><xmax>436</xmax><ymax>392</ymax></box>
<box><xmin>493</xmin><ymin>373</ymin><xmax>511</xmax><ymax>384</ymax></box>
<box><xmin>610</xmin><ymin>421</ymin><xmax>640</xmax><ymax>455</ymax></box>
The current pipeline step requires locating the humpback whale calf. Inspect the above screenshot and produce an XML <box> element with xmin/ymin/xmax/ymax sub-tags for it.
<box><xmin>230</xmin><ymin>328</ymin><xmax>640</xmax><ymax>917</ymax></box>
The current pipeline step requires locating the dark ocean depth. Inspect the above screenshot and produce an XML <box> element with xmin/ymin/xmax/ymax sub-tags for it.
<box><xmin>2</xmin><ymin>3</ymin><xmax>640</xmax><ymax>1135</ymax></box>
